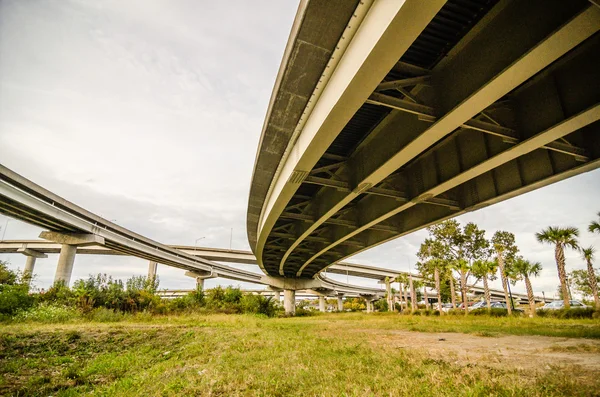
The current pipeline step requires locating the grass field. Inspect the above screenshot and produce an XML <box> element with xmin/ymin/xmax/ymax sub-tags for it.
<box><xmin>2</xmin><ymin>313</ymin><xmax>600</xmax><ymax>396</ymax></box>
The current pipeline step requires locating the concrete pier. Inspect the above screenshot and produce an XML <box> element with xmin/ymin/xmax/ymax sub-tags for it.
<box><xmin>23</xmin><ymin>256</ymin><xmax>36</xmax><ymax>284</ymax></box>
<box><xmin>337</xmin><ymin>295</ymin><xmax>343</xmax><ymax>311</ymax></box>
<box><xmin>55</xmin><ymin>244</ymin><xmax>76</xmax><ymax>285</ymax></box>
<box><xmin>319</xmin><ymin>296</ymin><xmax>326</xmax><ymax>312</ymax></box>
<box><xmin>148</xmin><ymin>261</ymin><xmax>158</xmax><ymax>279</ymax></box>
<box><xmin>284</xmin><ymin>289</ymin><xmax>296</xmax><ymax>315</ymax></box>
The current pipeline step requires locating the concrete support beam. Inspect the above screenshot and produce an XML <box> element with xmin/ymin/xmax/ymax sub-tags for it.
<box><xmin>39</xmin><ymin>231</ymin><xmax>104</xmax><ymax>247</ymax></box>
<box><xmin>319</xmin><ymin>295</ymin><xmax>326</xmax><ymax>312</ymax></box>
<box><xmin>148</xmin><ymin>261</ymin><xmax>158</xmax><ymax>279</ymax></box>
<box><xmin>17</xmin><ymin>247</ymin><xmax>48</xmax><ymax>259</ymax></box>
<box><xmin>284</xmin><ymin>289</ymin><xmax>296</xmax><ymax>315</ymax></box>
<box><xmin>55</xmin><ymin>244</ymin><xmax>76</xmax><ymax>285</ymax></box>
<box><xmin>337</xmin><ymin>295</ymin><xmax>344</xmax><ymax>312</ymax></box>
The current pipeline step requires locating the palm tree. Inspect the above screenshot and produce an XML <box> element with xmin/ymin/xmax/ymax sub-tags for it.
<box><xmin>511</xmin><ymin>257</ymin><xmax>542</xmax><ymax>317</ymax></box>
<box><xmin>581</xmin><ymin>246</ymin><xmax>599</xmax><ymax>309</ymax></box>
<box><xmin>395</xmin><ymin>274</ymin><xmax>409</xmax><ymax>311</ymax></box>
<box><xmin>409</xmin><ymin>275</ymin><xmax>417</xmax><ymax>313</ymax></box>
<box><xmin>536</xmin><ymin>226</ymin><xmax>579</xmax><ymax>309</ymax></box>
<box><xmin>492</xmin><ymin>231</ymin><xmax>518</xmax><ymax>315</ymax></box>
<box><xmin>589</xmin><ymin>212</ymin><xmax>600</xmax><ymax>234</ymax></box>
<box><xmin>471</xmin><ymin>260</ymin><xmax>498</xmax><ymax>310</ymax></box>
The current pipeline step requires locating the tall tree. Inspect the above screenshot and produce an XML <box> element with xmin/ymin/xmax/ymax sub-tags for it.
<box><xmin>536</xmin><ymin>226</ymin><xmax>579</xmax><ymax>309</ymax></box>
<box><xmin>427</xmin><ymin>221</ymin><xmax>467</xmax><ymax>311</ymax></box>
<box><xmin>395</xmin><ymin>274</ymin><xmax>409</xmax><ymax>311</ymax></box>
<box><xmin>471</xmin><ymin>259</ymin><xmax>498</xmax><ymax>310</ymax></box>
<box><xmin>511</xmin><ymin>257</ymin><xmax>542</xmax><ymax>317</ymax></box>
<box><xmin>417</xmin><ymin>239</ymin><xmax>447</xmax><ymax>312</ymax></box>
<box><xmin>409</xmin><ymin>274</ymin><xmax>417</xmax><ymax>313</ymax></box>
<box><xmin>581</xmin><ymin>247</ymin><xmax>599</xmax><ymax>309</ymax></box>
<box><xmin>589</xmin><ymin>212</ymin><xmax>600</xmax><ymax>234</ymax></box>
<box><xmin>491</xmin><ymin>231</ymin><xmax>519</xmax><ymax>315</ymax></box>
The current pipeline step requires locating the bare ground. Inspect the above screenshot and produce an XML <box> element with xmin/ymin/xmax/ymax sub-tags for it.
<box><xmin>356</xmin><ymin>328</ymin><xmax>600</xmax><ymax>382</ymax></box>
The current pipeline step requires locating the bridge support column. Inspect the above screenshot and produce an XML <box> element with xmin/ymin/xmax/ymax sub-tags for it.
<box><xmin>273</xmin><ymin>290</ymin><xmax>281</xmax><ymax>303</ymax></box>
<box><xmin>319</xmin><ymin>296</ymin><xmax>326</xmax><ymax>312</ymax></box>
<box><xmin>55</xmin><ymin>244</ymin><xmax>76</xmax><ymax>285</ymax></box>
<box><xmin>148</xmin><ymin>261</ymin><xmax>158</xmax><ymax>280</ymax></box>
<box><xmin>337</xmin><ymin>295</ymin><xmax>344</xmax><ymax>312</ymax></box>
<box><xmin>24</xmin><ymin>256</ymin><xmax>37</xmax><ymax>281</ymax></box>
<box><xmin>284</xmin><ymin>289</ymin><xmax>296</xmax><ymax>315</ymax></box>
<box><xmin>385</xmin><ymin>278</ymin><xmax>393</xmax><ymax>312</ymax></box>
<box><xmin>366</xmin><ymin>299</ymin><xmax>373</xmax><ymax>313</ymax></box>
<box><xmin>196</xmin><ymin>277</ymin><xmax>205</xmax><ymax>290</ymax></box>
<box><xmin>39</xmin><ymin>231</ymin><xmax>104</xmax><ymax>287</ymax></box>
<box><xmin>16</xmin><ymin>247</ymin><xmax>47</xmax><ymax>288</ymax></box>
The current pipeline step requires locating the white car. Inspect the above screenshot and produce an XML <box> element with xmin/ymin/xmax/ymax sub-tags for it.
<box><xmin>539</xmin><ymin>300</ymin><xmax>589</xmax><ymax>310</ymax></box>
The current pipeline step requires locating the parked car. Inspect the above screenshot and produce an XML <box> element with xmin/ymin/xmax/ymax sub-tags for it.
<box><xmin>441</xmin><ymin>303</ymin><xmax>454</xmax><ymax>313</ymax></box>
<box><xmin>538</xmin><ymin>300</ymin><xmax>589</xmax><ymax>310</ymax></box>
<box><xmin>469</xmin><ymin>301</ymin><xmax>524</xmax><ymax>313</ymax></box>
<box><xmin>469</xmin><ymin>301</ymin><xmax>487</xmax><ymax>311</ymax></box>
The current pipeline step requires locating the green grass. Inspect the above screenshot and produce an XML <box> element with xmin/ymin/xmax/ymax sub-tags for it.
<box><xmin>1</xmin><ymin>313</ymin><xmax>599</xmax><ymax>396</ymax></box>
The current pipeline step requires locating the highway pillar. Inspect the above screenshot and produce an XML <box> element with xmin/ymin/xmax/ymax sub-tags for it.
<box><xmin>273</xmin><ymin>290</ymin><xmax>281</xmax><ymax>303</ymax></box>
<box><xmin>284</xmin><ymin>289</ymin><xmax>296</xmax><ymax>315</ymax></box>
<box><xmin>17</xmin><ymin>247</ymin><xmax>47</xmax><ymax>287</ymax></box>
<box><xmin>319</xmin><ymin>296</ymin><xmax>326</xmax><ymax>312</ymax></box>
<box><xmin>55</xmin><ymin>244</ymin><xmax>77</xmax><ymax>285</ymax></box>
<box><xmin>196</xmin><ymin>277</ymin><xmax>205</xmax><ymax>290</ymax></box>
<box><xmin>366</xmin><ymin>299</ymin><xmax>373</xmax><ymax>313</ymax></box>
<box><xmin>23</xmin><ymin>256</ymin><xmax>36</xmax><ymax>285</ymax></box>
<box><xmin>39</xmin><ymin>231</ymin><xmax>104</xmax><ymax>287</ymax></box>
<box><xmin>148</xmin><ymin>261</ymin><xmax>158</xmax><ymax>279</ymax></box>
<box><xmin>337</xmin><ymin>295</ymin><xmax>344</xmax><ymax>311</ymax></box>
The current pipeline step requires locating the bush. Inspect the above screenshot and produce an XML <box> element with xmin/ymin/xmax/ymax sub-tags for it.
<box><xmin>40</xmin><ymin>281</ymin><xmax>75</xmax><ymax>306</ymax></box>
<box><xmin>87</xmin><ymin>307</ymin><xmax>125</xmax><ymax>322</ymax></box>
<box><xmin>373</xmin><ymin>299</ymin><xmax>388</xmax><ymax>312</ymax></box>
<box><xmin>13</xmin><ymin>303</ymin><xmax>80</xmax><ymax>323</ymax></box>
<box><xmin>536</xmin><ymin>308</ymin><xmax>596</xmax><ymax>319</ymax></box>
<box><xmin>0</xmin><ymin>284</ymin><xmax>35</xmax><ymax>315</ymax></box>
<box><xmin>239</xmin><ymin>294</ymin><xmax>277</xmax><ymax>317</ymax></box>
<box><xmin>293</xmin><ymin>307</ymin><xmax>317</xmax><ymax>317</ymax></box>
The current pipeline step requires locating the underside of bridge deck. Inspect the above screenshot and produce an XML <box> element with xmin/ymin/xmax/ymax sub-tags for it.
<box><xmin>249</xmin><ymin>0</ymin><xmax>600</xmax><ymax>278</ymax></box>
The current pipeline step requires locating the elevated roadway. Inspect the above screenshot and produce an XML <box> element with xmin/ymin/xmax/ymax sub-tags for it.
<box><xmin>248</xmin><ymin>0</ymin><xmax>600</xmax><ymax>281</ymax></box>
<box><xmin>0</xmin><ymin>166</ymin><xmax>382</xmax><ymax>306</ymax></box>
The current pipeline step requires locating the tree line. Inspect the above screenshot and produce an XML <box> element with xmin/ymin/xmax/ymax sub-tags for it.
<box><xmin>392</xmin><ymin>211</ymin><xmax>600</xmax><ymax>316</ymax></box>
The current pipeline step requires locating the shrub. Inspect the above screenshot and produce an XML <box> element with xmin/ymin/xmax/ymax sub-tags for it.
<box><xmin>13</xmin><ymin>303</ymin><xmax>80</xmax><ymax>323</ymax></box>
<box><xmin>239</xmin><ymin>294</ymin><xmax>277</xmax><ymax>317</ymax></box>
<box><xmin>373</xmin><ymin>299</ymin><xmax>388</xmax><ymax>312</ymax></box>
<box><xmin>0</xmin><ymin>284</ymin><xmax>35</xmax><ymax>315</ymax></box>
<box><xmin>293</xmin><ymin>307</ymin><xmax>317</xmax><ymax>317</ymax></box>
<box><xmin>87</xmin><ymin>307</ymin><xmax>125</xmax><ymax>322</ymax></box>
<box><xmin>41</xmin><ymin>281</ymin><xmax>75</xmax><ymax>306</ymax></box>
<box><xmin>535</xmin><ymin>308</ymin><xmax>596</xmax><ymax>319</ymax></box>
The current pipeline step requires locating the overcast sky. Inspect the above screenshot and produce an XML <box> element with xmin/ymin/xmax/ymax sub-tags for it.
<box><xmin>1</xmin><ymin>1</ymin><xmax>598</xmax><ymax>299</ymax></box>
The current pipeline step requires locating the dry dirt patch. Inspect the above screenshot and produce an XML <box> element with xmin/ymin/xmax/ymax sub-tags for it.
<box><xmin>363</xmin><ymin>329</ymin><xmax>600</xmax><ymax>373</ymax></box>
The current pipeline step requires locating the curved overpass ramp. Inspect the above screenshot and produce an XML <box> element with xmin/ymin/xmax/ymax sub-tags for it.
<box><xmin>248</xmin><ymin>0</ymin><xmax>600</xmax><ymax>279</ymax></box>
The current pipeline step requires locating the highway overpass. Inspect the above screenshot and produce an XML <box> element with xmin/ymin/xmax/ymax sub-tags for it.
<box><xmin>248</xmin><ymin>0</ymin><xmax>600</xmax><ymax>286</ymax></box>
<box><xmin>0</xmin><ymin>165</ymin><xmax>384</xmax><ymax>311</ymax></box>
